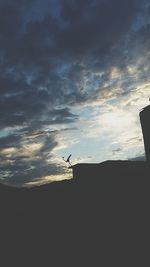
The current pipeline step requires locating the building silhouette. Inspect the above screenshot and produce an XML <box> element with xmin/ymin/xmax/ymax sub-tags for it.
<box><xmin>140</xmin><ymin>105</ymin><xmax>150</xmax><ymax>162</ymax></box>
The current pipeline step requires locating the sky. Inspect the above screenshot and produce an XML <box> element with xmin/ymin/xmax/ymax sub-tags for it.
<box><xmin>0</xmin><ymin>0</ymin><xmax>150</xmax><ymax>187</ymax></box>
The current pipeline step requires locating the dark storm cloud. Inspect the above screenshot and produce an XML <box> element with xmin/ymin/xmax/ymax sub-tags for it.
<box><xmin>0</xmin><ymin>0</ymin><xmax>142</xmax><ymax>78</ymax></box>
<box><xmin>0</xmin><ymin>134</ymin><xmax>21</xmax><ymax>148</ymax></box>
<box><xmin>59</xmin><ymin>0</ymin><xmax>140</xmax><ymax>57</ymax></box>
<box><xmin>131</xmin><ymin>23</ymin><xmax>150</xmax><ymax>56</ymax></box>
<box><xmin>0</xmin><ymin>0</ymin><xmax>142</xmax><ymax>106</ymax></box>
<box><xmin>0</xmin><ymin>0</ymin><xmax>146</xmax><ymax>186</ymax></box>
<box><xmin>0</xmin><ymin>159</ymin><xmax>65</xmax><ymax>187</ymax></box>
<box><xmin>0</xmin><ymin>130</ymin><xmax>63</xmax><ymax>186</ymax></box>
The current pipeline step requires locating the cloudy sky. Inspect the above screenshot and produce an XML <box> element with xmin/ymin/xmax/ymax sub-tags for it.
<box><xmin>0</xmin><ymin>0</ymin><xmax>150</xmax><ymax>187</ymax></box>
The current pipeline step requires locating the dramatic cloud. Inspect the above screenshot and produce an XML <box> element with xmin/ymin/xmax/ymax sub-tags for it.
<box><xmin>0</xmin><ymin>0</ymin><xmax>149</xmax><ymax>186</ymax></box>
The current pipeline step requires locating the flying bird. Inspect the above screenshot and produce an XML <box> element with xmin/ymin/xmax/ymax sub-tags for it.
<box><xmin>62</xmin><ymin>154</ymin><xmax>72</xmax><ymax>166</ymax></box>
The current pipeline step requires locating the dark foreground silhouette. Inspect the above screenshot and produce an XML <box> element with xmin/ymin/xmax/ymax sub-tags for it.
<box><xmin>0</xmin><ymin>160</ymin><xmax>150</xmax><ymax>266</ymax></box>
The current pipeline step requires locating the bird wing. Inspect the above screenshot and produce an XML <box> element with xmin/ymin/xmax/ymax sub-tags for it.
<box><xmin>67</xmin><ymin>154</ymin><xmax>72</xmax><ymax>161</ymax></box>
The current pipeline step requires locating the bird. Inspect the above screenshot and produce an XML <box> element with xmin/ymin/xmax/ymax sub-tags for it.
<box><xmin>62</xmin><ymin>154</ymin><xmax>72</xmax><ymax>166</ymax></box>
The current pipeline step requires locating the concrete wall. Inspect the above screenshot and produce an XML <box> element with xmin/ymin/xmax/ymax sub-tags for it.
<box><xmin>140</xmin><ymin>105</ymin><xmax>150</xmax><ymax>162</ymax></box>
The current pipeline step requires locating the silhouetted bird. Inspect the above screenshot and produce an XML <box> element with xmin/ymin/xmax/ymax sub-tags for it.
<box><xmin>62</xmin><ymin>154</ymin><xmax>72</xmax><ymax>166</ymax></box>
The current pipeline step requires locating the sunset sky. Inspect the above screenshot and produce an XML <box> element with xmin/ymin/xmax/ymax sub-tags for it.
<box><xmin>0</xmin><ymin>0</ymin><xmax>150</xmax><ymax>187</ymax></box>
